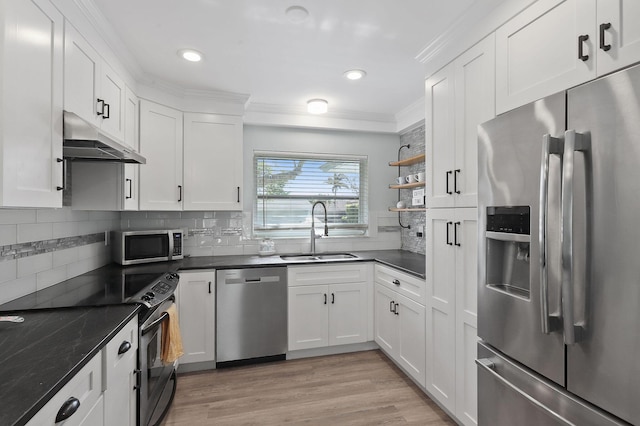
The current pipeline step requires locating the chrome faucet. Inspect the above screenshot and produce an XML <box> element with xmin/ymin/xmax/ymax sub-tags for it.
<box><xmin>310</xmin><ymin>201</ymin><xmax>328</xmax><ymax>254</ymax></box>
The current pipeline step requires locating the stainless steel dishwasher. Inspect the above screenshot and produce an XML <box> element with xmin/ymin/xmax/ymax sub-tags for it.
<box><xmin>216</xmin><ymin>267</ymin><xmax>287</xmax><ymax>366</ymax></box>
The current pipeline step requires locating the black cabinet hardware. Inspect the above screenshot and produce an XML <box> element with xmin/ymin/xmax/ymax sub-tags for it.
<box><xmin>125</xmin><ymin>178</ymin><xmax>132</xmax><ymax>199</ymax></box>
<box><xmin>237</xmin><ymin>186</ymin><xmax>240</xmax><ymax>203</ymax></box>
<box><xmin>390</xmin><ymin>300</ymin><xmax>395</xmax><ymax>313</ymax></box>
<box><xmin>96</xmin><ymin>98</ymin><xmax>105</xmax><ymax>116</ymax></box>
<box><xmin>103</xmin><ymin>102</ymin><xmax>110</xmax><ymax>119</ymax></box>
<box><xmin>331</xmin><ymin>293</ymin><xmax>335</xmax><ymax>304</ymax></box>
<box><xmin>578</xmin><ymin>34</ymin><xmax>590</xmax><ymax>61</ymax></box>
<box><xmin>392</xmin><ymin>279</ymin><xmax>400</xmax><ymax>286</ymax></box>
<box><xmin>454</xmin><ymin>221</ymin><xmax>461</xmax><ymax>246</ymax></box>
<box><xmin>178</xmin><ymin>185</ymin><xmax>182</xmax><ymax>202</ymax></box>
<box><xmin>324</xmin><ymin>293</ymin><xmax>327</xmax><ymax>305</ymax></box>
<box><xmin>394</xmin><ymin>303</ymin><xmax>399</xmax><ymax>316</ymax></box>
<box><xmin>56</xmin><ymin>158</ymin><xmax>65</xmax><ymax>191</ymax></box>
<box><xmin>118</xmin><ymin>341</ymin><xmax>132</xmax><ymax>355</ymax></box>
<box><xmin>446</xmin><ymin>221</ymin><xmax>453</xmax><ymax>245</ymax></box>
<box><xmin>454</xmin><ymin>169</ymin><xmax>461</xmax><ymax>194</ymax></box>
<box><xmin>600</xmin><ymin>23</ymin><xmax>611</xmax><ymax>51</ymax></box>
<box><xmin>55</xmin><ymin>397</ymin><xmax>80</xmax><ymax>423</ymax></box>
<box><xmin>446</xmin><ymin>170</ymin><xmax>453</xmax><ymax>194</ymax></box>
<box><xmin>208</xmin><ymin>281</ymin><xmax>212</xmax><ymax>294</ymax></box>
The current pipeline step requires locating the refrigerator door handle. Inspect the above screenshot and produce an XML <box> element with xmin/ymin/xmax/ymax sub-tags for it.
<box><xmin>476</xmin><ymin>358</ymin><xmax>577</xmax><ymax>426</ymax></box>
<box><xmin>561</xmin><ymin>130</ymin><xmax>590</xmax><ymax>345</ymax></box>
<box><xmin>539</xmin><ymin>134</ymin><xmax>563</xmax><ymax>334</ymax></box>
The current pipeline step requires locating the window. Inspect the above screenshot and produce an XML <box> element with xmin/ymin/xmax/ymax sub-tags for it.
<box><xmin>254</xmin><ymin>152</ymin><xmax>368</xmax><ymax>238</ymax></box>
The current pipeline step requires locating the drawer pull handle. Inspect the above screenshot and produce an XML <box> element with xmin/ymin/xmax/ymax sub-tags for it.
<box><xmin>599</xmin><ymin>22</ymin><xmax>611</xmax><ymax>51</ymax></box>
<box><xmin>56</xmin><ymin>397</ymin><xmax>81</xmax><ymax>423</ymax></box>
<box><xmin>392</xmin><ymin>279</ymin><xmax>400</xmax><ymax>286</ymax></box>
<box><xmin>578</xmin><ymin>34</ymin><xmax>590</xmax><ymax>61</ymax></box>
<box><xmin>118</xmin><ymin>341</ymin><xmax>132</xmax><ymax>355</ymax></box>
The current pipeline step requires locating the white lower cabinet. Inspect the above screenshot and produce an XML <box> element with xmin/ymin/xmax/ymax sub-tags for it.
<box><xmin>425</xmin><ymin>208</ymin><xmax>478</xmax><ymax>425</ymax></box>
<box><xmin>177</xmin><ymin>270</ymin><xmax>216</xmax><ymax>364</ymax></box>
<box><xmin>374</xmin><ymin>265</ymin><xmax>426</xmax><ymax>387</ymax></box>
<box><xmin>103</xmin><ymin>316</ymin><xmax>138</xmax><ymax>426</ymax></box>
<box><xmin>287</xmin><ymin>263</ymin><xmax>372</xmax><ymax>351</ymax></box>
<box><xmin>26</xmin><ymin>351</ymin><xmax>104</xmax><ymax>426</ymax></box>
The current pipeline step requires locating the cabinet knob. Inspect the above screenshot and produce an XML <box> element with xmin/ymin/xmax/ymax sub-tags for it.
<box><xmin>118</xmin><ymin>341</ymin><xmax>132</xmax><ymax>355</ymax></box>
<box><xmin>392</xmin><ymin>279</ymin><xmax>400</xmax><ymax>286</ymax></box>
<box><xmin>55</xmin><ymin>397</ymin><xmax>80</xmax><ymax>423</ymax></box>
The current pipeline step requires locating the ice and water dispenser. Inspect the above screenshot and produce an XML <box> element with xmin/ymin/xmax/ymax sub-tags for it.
<box><xmin>485</xmin><ymin>206</ymin><xmax>531</xmax><ymax>299</ymax></box>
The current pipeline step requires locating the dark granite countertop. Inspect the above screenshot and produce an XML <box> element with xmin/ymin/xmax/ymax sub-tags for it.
<box><xmin>0</xmin><ymin>305</ymin><xmax>139</xmax><ymax>426</ymax></box>
<box><xmin>177</xmin><ymin>249</ymin><xmax>426</xmax><ymax>278</ymax></box>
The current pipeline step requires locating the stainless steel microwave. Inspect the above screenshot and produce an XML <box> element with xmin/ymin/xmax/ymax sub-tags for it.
<box><xmin>112</xmin><ymin>230</ymin><xmax>184</xmax><ymax>265</ymax></box>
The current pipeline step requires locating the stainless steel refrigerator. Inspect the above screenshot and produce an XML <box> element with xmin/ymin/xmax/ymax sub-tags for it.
<box><xmin>477</xmin><ymin>63</ymin><xmax>640</xmax><ymax>425</ymax></box>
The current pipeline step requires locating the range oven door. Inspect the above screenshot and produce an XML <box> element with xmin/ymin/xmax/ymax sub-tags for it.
<box><xmin>139</xmin><ymin>301</ymin><xmax>177</xmax><ymax>426</ymax></box>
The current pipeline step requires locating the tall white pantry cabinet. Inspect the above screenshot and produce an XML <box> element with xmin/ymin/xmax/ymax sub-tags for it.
<box><xmin>424</xmin><ymin>34</ymin><xmax>495</xmax><ymax>425</ymax></box>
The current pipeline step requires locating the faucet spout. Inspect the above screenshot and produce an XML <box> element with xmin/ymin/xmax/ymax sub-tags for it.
<box><xmin>311</xmin><ymin>201</ymin><xmax>328</xmax><ymax>254</ymax></box>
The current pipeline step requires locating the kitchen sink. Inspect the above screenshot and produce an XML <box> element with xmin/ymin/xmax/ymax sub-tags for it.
<box><xmin>280</xmin><ymin>253</ymin><xmax>358</xmax><ymax>261</ymax></box>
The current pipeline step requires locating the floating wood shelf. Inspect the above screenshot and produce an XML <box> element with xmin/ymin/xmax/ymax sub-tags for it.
<box><xmin>389</xmin><ymin>182</ymin><xmax>425</xmax><ymax>190</ymax></box>
<box><xmin>388</xmin><ymin>207</ymin><xmax>427</xmax><ymax>212</ymax></box>
<box><xmin>388</xmin><ymin>153</ymin><xmax>425</xmax><ymax>167</ymax></box>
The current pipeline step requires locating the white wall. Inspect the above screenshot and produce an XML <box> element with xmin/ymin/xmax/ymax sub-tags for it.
<box><xmin>243</xmin><ymin>125</ymin><xmax>402</xmax><ymax>253</ymax></box>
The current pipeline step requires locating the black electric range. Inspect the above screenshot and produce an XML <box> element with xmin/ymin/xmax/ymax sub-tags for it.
<box><xmin>0</xmin><ymin>266</ymin><xmax>179</xmax><ymax>322</ymax></box>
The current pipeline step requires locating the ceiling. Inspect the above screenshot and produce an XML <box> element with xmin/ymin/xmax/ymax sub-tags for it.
<box><xmin>91</xmin><ymin>0</ymin><xmax>490</xmax><ymax>120</ymax></box>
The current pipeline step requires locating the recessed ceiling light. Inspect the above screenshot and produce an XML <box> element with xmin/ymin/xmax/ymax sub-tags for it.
<box><xmin>286</xmin><ymin>5</ymin><xmax>309</xmax><ymax>23</ymax></box>
<box><xmin>344</xmin><ymin>69</ymin><xmax>366</xmax><ymax>80</ymax></box>
<box><xmin>178</xmin><ymin>49</ymin><xmax>203</xmax><ymax>62</ymax></box>
<box><xmin>307</xmin><ymin>99</ymin><xmax>328</xmax><ymax>114</ymax></box>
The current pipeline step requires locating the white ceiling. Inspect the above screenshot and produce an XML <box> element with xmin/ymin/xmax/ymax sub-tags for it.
<box><xmin>91</xmin><ymin>0</ymin><xmax>491</xmax><ymax>120</ymax></box>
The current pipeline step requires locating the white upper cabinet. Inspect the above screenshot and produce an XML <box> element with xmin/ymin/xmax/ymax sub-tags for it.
<box><xmin>139</xmin><ymin>100</ymin><xmax>184</xmax><ymax>211</ymax></box>
<box><xmin>64</xmin><ymin>24</ymin><xmax>126</xmax><ymax>142</ymax></box>
<box><xmin>0</xmin><ymin>0</ymin><xmax>64</xmax><ymax>208</ymax></box>
<box><xmin>597</xmin><ymin>0</ymin><xmax>640</xmax><ymax>75</ymax></box>
<box><xmin>123</xmin><ymin>87</ymin><xmax>139</xmax><ymax>210</ymax></box>
<box><xmin>426</xmin><ymin>34</ymin><xmax>495</xmax><ymax>209</ymax></box>
<box><xmin>183</xmin><ymin>113</ymin><xmax>243</xmax><ymax>211</ymax></box>
<box><xmin>496</xmin><ymin>0</ymin><xmax>640</xmax><ymax>114</ymax></box>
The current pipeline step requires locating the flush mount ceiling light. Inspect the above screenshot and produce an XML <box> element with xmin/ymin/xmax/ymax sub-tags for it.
<box><xmin>178</xmin><ymin>49</ymin><xmax>203</xmax><ymax>62</ymax></box>
<box><xmin>307</xmin><ymin>99</ymin><xmax>328</xmax><ymax>114</ymax></box>
<box><xmin>285</xmin><ymin>5</ymin><xmax>309</xmax><ymax>23</ymax></box>
<box><xmin>344</xmin><ymin>69</ymin><xmax>367</xmax><ymax>80</ymax></box>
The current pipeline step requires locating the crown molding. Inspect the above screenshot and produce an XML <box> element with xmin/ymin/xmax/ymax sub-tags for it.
<box><xmin>395</xmin><ymin>97</ymin><xmax>425</xmax><ymax>133</ymax></box>
<box><xmin>415</xmin><ymin>0</ymin><xmax>535</xmax><ymax>77</ymax></box>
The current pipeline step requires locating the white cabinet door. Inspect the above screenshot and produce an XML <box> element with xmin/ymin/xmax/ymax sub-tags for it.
<box><xmin>64</xmin><ymin>24</ymin><xmax>101</xmax><ymax>127</ymax></box>
<box><xmin>426</xmin><ymin>34</ymin><xmax>495</xmax><ymax>209</ymax></box>
<box><xmin>425</xmin><ymin>63</ymin><xmax>456</xmax><ymax>209</ymax></box>
<box><xmin>454</xmin><ymin>35</ymin><xmax>495</xmax><ymax>208</ymax></box>
<box><xmin>454</xmin><ymin>208</ymin><xmax>478</xmax><ymax>426</ymax></box>
<box><xmin>104</xmin><ymin>316</ymin><xmax>138</xmax><ymax>426</ymax></box>
<box><xmin>396</xmin><ymin>292</ymin><xmax>426</xmax><ymax>387</ymax></box>
<box><xmin>0</xmin><ymin>0</ymin><xmax>63</xmax><ymax>208</ymax></box>
<box><xmin>328</xmin><ymin>282</ymin><xmax>367</xmax><ymax>346</ymax></box>
<box><xmin>425</xmin><ymin>208</ymin><xmax>457</xmax><ymax>413</ymax></box>
<box><xmin>288</xmin><ymin>284</ymin><xmax>329</xmax><ymax>350</ymax></box>
<box><xmin>178</xmin><ymin>270</ymin><xmax>215</xmax><ymax>364</ymax></box>
<box><xmin>374</xmin><ymin>283</ymin><xmax>397</xmax><ymax>354</ymax></box>
<box><xmin>139</xmin><ymin>100</ymin><xmax>183</xmax><ymax>210</ymax></box>
<box><xmin>183</xmin><ymin>113</ymin><xmax>243</xmax><ymax>211</ymax></box>
<box><xmin>99</xmin><ymin>61</ymin><xmax>125</xmax><ymax>141</ymax></box>
<box><xmin>496</xmin><ymin>0</ymin><xmax>596</xmax><ymax>114</ymax></box>
<box><xmin>597</xmin><ymin>0</ymin><xmax>640</xmax><ymax>76</ymax></box>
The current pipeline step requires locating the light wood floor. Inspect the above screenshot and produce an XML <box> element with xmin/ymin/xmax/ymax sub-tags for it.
<box><xmin>162</xmin><ymin>350</ymin><xmax>456</xmax><ymax>425</ymax></box>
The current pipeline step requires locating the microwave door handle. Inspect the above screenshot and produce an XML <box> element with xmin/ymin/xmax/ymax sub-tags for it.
<box><xmin>168</xmin><ymin>232</ymin><xmax>174</xmax><ymax>261</ymax></box>
<box><xmin>539</xmin><ymin>134</ymin><xmax>563</xmax><ymax>334</ymax></box>
<box><xmin>561</xmin><ymin>130</ymin><xmax>589</xmax><ymax>345</ymax></box>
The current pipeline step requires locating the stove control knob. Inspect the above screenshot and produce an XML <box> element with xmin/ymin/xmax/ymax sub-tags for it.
<box><xmin>145</xmin><ymin>291</ymin><xmax>155</xmax><ymax>299</ymax></box>
<box><xmin>141</xmin><ymin>295</ymin><xmax>152</xmax><ymax>302</ymax></box>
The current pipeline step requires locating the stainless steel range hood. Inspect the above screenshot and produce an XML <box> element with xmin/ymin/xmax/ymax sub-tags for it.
<box><xmin>63</xmin><ymin>111</ymin><xmax>146</xmax><ymax>164</ymax></box>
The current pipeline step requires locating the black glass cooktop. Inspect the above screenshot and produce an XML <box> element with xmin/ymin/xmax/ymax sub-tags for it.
<box><xmin>0</xmin><ymin>271</ymin><xmax>165</xmax><ymax>312</ymax></box>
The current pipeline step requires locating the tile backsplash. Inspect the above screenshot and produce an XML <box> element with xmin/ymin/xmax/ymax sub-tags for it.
<box><xmin>121</xmin><ymin>210</ymin><xmax>401</xmax><ymax>257</ymax></box>
<box><xmin>0</xmin><ymin>208</ymin><xmax>119</xmax><ymax>305</ymax></box>
<box><xmin>399</xmin><ymin>124</ymin><xmax>426</xmax><ymax>255</ymax></box>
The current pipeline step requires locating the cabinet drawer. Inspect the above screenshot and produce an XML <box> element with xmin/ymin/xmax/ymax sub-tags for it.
<box><xmin>375</xmin><ymin>264</ymin><xmax>426</xmax><ymax>305</ymax></box>
<box><xmin>287</xmin><ymin>263</ymin><xmax>370</xmax><ymax>287</ymax></box>
<box><xmin>26</xmin><ymin>352</ymin><xmax>103</xmax><ymax>426</ymax></box>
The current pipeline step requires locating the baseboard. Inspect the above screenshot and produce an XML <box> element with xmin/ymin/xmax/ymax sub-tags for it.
<box><xmin>286</xmin><ymin>341</ymin><xmax>379</xmax><ymax>360</ymax></box>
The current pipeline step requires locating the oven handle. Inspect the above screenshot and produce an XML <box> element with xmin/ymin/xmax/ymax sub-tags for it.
<box><xmin>141</xmin><ymin>311</ymin><xmax>170</xmax><ymax>336</ymax></box>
